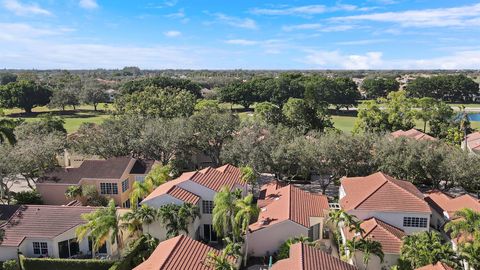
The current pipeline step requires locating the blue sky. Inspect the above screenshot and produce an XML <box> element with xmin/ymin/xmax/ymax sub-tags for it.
<box><xmin>1</xmin><ymin>0</ymin><xmax>480</xmax><ymax>69</ymax></box>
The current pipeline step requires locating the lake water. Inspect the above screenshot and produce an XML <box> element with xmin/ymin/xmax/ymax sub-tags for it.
<box><xmin>468</xmin><ymin>113</ymin><xmax>480</xmax><ymax>122</ymax></box>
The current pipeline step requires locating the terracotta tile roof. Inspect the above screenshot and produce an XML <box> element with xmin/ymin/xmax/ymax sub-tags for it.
<box><xmin>143</xmin><ymin>164</ymin><xmax>244</xmax><ymax>203</ymax></box>
<box><xmin>38</xmin><ymin>157</ymin><xmax>136</xmax><ymax>184</ymax></box>
<box><xmin>465</xmin><ymin>132</ymin><xmax>480</xmax><ymax>152</ymax></box>
<box><xmin>167</xmin><ymin>186</ymin><xmax>200</xmax><ymax>204</ymax></box>
<box><xmin>133</xmin><ymin>235</ymin><xmax>234</xmax><ymax>270</ymax></box>
<box><xmin>416</xmin><ymin>262</ymin><xmax>455</xmax><ymax>270</ymax></box>
<box><xmin>272</xmin><ymin>243</ymin><xmax>357</xmax><ymax>270</ymax></box>
<box><xmin>340</xmin><ymin>172</ymin><xmax>431</xmax><ymax>213</ymax></box>
<box><xmin>0</xmin><ymin>205</ymin><xmax>97</xmax><ymax>247</ymax></box>
<box><xmin>249</xmin><ymin>184</ymin><xmax>329</xmax><ymax>232</ymax></box>
<box><xmin>391</xmin><ymin>129</ymin><xmax>437</xmax><ymax>141</ymax></box>
<box><xmin>343</xmin><ymin>218</ymin><xmax>405</xmax><ymax>254</ymax></box>
<box><xmin>425</xmin><ymin>190</ymin><xmax>480</xmax><ymax>218</ymax></box>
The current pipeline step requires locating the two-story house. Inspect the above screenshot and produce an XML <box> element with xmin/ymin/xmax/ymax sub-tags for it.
<box><xmin>246</xmin><ymin>182</ymin><xmax>330</xmax><ymax>257</ymax></box>
<box><xmin>0</xmin><ymin>205</ymin><xmax>117</xmax><ymax>262</ymax></box>
<box><xmin>339</xmin><ymin>172</ymin><xmax>431</xmax><ymax>269</ymax></box>
<box><xmin>37</xmin><ymin>157</ymin><xmax>155</xmax><ymax>207</ymax></box>
<box><xmin>140</xmin><ymin>164</ymin><xmax>247</xmax><ymax>243</ymax></box>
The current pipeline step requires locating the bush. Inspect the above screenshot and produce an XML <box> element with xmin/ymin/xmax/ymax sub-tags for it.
<box><xmin>20</xmin><ymin>256</ymin><xmax>114</xmax><ymax>270</ymax></box>
<box><xmin>2</xmin><ymin>260</ymin><xmax>19</xmax><ymax>270</ymax></box>
<box><xmin>13</xmin><ymin>190</ymin><xmax>43</xmax><ymax>204</ymax></box>
<box><xmin>109</xmin><ymin>235</ymin><xmax>158</xmax><ymax>270</ymax></box>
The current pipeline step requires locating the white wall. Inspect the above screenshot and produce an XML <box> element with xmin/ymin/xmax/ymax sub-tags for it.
<box><xmin>347</xmin><ymin>210</ymin><xmax>430</xmax><ymax>235</ymax></box>
<box><xmin>144</xmin><ymin>217</ymin><xmax>200</xmax><ymax>242</ymax></box>
<box><xmin>353</xmin><ymin>252</ymin><xmax>399</xmax><ymax>270</ymax></box>
<box><xmin>247</xmin><ymin>220</ymin><xmax>308</xmax><ymax>257</ymax></box>
<box><xmin>19</xmin><ymin>238</ymin><xmax>54</xmax><ymax>258</ymax></box>
<box><xmin>142</xmin><ymin>194</ymin><xmax>185</xmax><ymax>208</ymax></box>
<box><xmin>0</xmin><ymin>246</ymin><xmax>18</xmax><ymax>261</ymax></box>
<box><xmin>339</xmin><ymin>185</ymin><xmax>346</xmax><ymax>200</ymax></box>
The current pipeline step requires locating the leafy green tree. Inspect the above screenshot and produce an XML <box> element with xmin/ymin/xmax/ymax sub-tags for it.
<box><xmin>458</xmin><ymin>236</ymin><xmax>480</xmax><ymax>270</ymax></box>
<box><xmin>0</xmin><ymin>80</ymin><xmax>52</xmax><ymax>113</ymax></box>
<box><xmin>0</xmin><ymin>119</ymin><xmax>20</xmax><ymax>145</ymax></box>
<box><xmin>81</xmin><ymin>185</ymin><xmax>109</xmax><ymax>206</ymax></box>
<box><xmin>205</xmin><ymin>249</ymin><xmax>236</xmax><ymax>270</ymax></box>
<box><xmin>354</xmin><ymin>90</ymin><xmax>415</xmax><ymax>133</ymax></box>
<box><xmin>13</xmin><ymin>190</ymin><xmax>43</xmax><ymax>204</ymax></box>
<box><xmin>400</xmin><ymin>231</ymin><xmax>459</xmax><ymax>269</ymax></box>
<box><xmin>190</xmin><ymin>109</ymin><xmax>240</xmax><ymax>166</ymax></box>
<box><xmin>47</xmin><ymin>71</ymin><xmax>81</xmax><ymax>110</ymax></box>
<box><xmin>282</xmin><ymin>98</ymin><xmax>332</xmax><ymax>133</ymax></box>
<box><xmin>218</xmin><ymin>81</ymin><xmax>257</xmax><ymax>109</ymax></box>
<box><xmin>81</xmin><ymin>79</ymin><xmax>108</xmax><ymax>111</ymax></box>
<box><xmin>14</xmin><ymin>114</ymin><xmax>66</xmax><ymax>140</ymax></box>
<box><xmin>120</xmin><ymin>76</ymin><xmax>201</xmax><ymax>97</ymax></box>
<box><xmin>253</xmin><ymin>101</ymin><xmax>283</xmax><ymax>125</ymax></box>
<box><xmin>361</xmin><ymin>77</ymin><xmax>399</xmax><ymax>99</ymax></box>
<box><xmin>240</xmin><ymin>166</ymin><xmax>257</xmax><ymax>193</ymax></box>
<box><xmin>304</xmin><ymin>76</ymin><xmax>360</xmax><ymax>110</ymax></box>
<box><xmin>76</xmin><ymin>199</ymin><xmax>122</xmax><ymax>258</ymax></box>
<box><xmin>277</xmin><ymin>236</ymin><xmax>312</xmax><ymax>260</ymax></box>
<box><xmin>0</xmin><ymin>73</ymin><xmax>17</xmax><ymax>85</ymax></box>
<box><xmin>121</xmin><ymin>204</ymin><xmax>157</xmax><ymax>238</ymax></box>
<box><xmin>0</xmin><ymin>144</ymin><xmax>16</xmax><ymax>204</ymax></box>
<box><xmin>235</xmin><ymin>194</ymin><xmax>259</xmax><ymax>266</ymax></box>
<box><xmin>195</xmin><ymin>99</ymin><xmax>221</xmax><ymax>111</ymax></box>
<box><xmin>415</xmin><ymin>98</ymin><xmax>454</xmax><ymax>138</ymax></box>
<box><xmin>270</xmin><ymin>73</ymin><xmax>305</xmax><ymax>106</ymax></box>
<box><xmin>156</xmin><ymin>203</ymin><xmax>200</xmax><ymax>239</ymax></box>
<box><xmin>444</xmin><ymin>208</ymin><xmax>480</xmax><ymax>241</ymax></box>
<box><xmin>65</xmin><ymin>185</ymin><xmax>83</xmax><ymax>200</ymax></box>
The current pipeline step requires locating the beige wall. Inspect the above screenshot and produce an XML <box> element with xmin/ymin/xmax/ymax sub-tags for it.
<box><xmin>36</xmin><ymin>183</ymin><xmax>71</xmax><ymax>205</ymax></box>
<box><xmin>353</xmin><ymin>251</ymin><xmax>399</xmax><ymax>270</ymax></box>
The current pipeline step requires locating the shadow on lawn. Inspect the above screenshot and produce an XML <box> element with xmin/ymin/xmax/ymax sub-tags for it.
<box><xmin>6</xmin><ymin>109</ymin><xmax>107</xmax><ymax>119</ymax></box>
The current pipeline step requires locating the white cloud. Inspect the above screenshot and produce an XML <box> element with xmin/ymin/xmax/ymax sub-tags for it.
<box><xmin>79</xmin><ymin>0</ymin><xmax>98</xmax><ymax>10</ymax></box>
<box><xmin>303</xmin><ymin>50</ymin><xmax>384</xmax><ymax>69</ymax></box>
<box><xmin>336</xmin><ymin>39</ymin><xmax>389</xmax><ymax>45</ymax></box>
<box><xmin>250</xmin><ymin>4</ymin><xmax>373</xmax><ymax>16</ymax></box>
<box><xmin>225</xmin><ymin>39</ymin><xmax>258</xmax><ymax>45</ymax></box>
<box><xmin>331</xmin><ymin>3</ymin><xmax>480</xmax><ymax>27</ymax></box>
<box><xmin>166</xmin><ymin>8</ymin><xmax>185</xmax><ymax>19</ymax></box>
<box><xmin>2</xmin><ymin>0</ymin><xmax>51</xmax><ymax>16</ymax></box>
<box><xmin>282</xmin><ymin>23</ymin><xmax>354</xmax><ymax>32</ymax></box>
<box><xmin>213</xmin><ymin>13</ymin><xmax>257</xmax><ymax>29</ymax></box>
<box><xmin>0</xmin><ymin>23</ymin><xmax>74</xmax><ymax>41</ymax></box>
<box><xmin>164</xmin><ymin>30</ymin><xmax>181</xmax><ymax>37</ymax></box>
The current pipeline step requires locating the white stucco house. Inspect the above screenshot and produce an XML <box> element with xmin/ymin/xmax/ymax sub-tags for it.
<box><xmin>0</xmin><ymin>205</ymin><xmax>117</xmax><ymax>262</ymax></box>
<box><xmin>141</xmin><ymin>164</ymin><xmax>247</xmax><ymax>243</ymax></box>
<box><xmin>339</xmin><ymin>172</ymin><xmax>432</xmax><ymax>269</ymax></box>
<box><xmin>246</xmin><ymin>182</ymin><xmax>330</xmax><ymax>257</ymax></box>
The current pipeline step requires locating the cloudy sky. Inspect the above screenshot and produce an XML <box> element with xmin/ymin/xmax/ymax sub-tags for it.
<box><xmin>1</xmin><ymin>0</ymin><xmax>480</xmax><ymax>69</ymax></box>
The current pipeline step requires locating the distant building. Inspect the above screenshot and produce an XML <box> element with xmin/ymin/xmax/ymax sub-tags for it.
<box><xmin>37</xmin><ymin>157</ymin><xmax>155</xmax><ymax>207</ymax></box>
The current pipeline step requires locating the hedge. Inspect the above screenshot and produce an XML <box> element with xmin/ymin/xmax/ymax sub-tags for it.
<box><xmin>20</xmin><ymin>255</ymin><xmax>114</xmax><ymax>270</ymax></box>
<box><xmin>109</xmin><ymin>236</ymin><xmax>147</xmax><ymax>270</ymax></box>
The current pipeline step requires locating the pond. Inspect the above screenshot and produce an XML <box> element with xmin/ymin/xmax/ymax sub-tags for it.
<box><xmin>468</xmin><ymin>113</ymin><xmax>480</xmax><ymax>122</ymax></box>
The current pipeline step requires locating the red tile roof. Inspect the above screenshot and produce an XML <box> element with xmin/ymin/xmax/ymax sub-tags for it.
<box><xmin>416</xmin><ymin>262</ymin><xmax>455</xmax><ymax>270</ymax></box>
<box><xmin>250</xmin><ymin>184</ymin><xmax>329</xmax><ymax>232</ymax></box>
<box><xmin>167</xmin><ymin>186</ymin><xmax>200</xmax><ymax>204</ymax></box>
<box><xmin>0</xmin><ymin>205</ymin><xmax>97</xmax><ymax>247</ymax></box>
<box><xmin>272</xmin><ymin>243</ymin><xmax>357</xmax><ymax>270</ymax></box>
<box><xmin>340</xmin><ymin>172</ymin><xmax>431</xmax><ymax>213</ymax></box>
<box><xmin>465</xmin><ymin>132</ymin><xmax>480</xmax><ymax>152</ymax></box>
<box><xmin>391</xmin><ymin>129</ymin><xmax>437</xmax><ymax>141</ymax></box>
<box><xmin>343</xmin><ymin>218</ymin><xmax>405</xmax><ymax>254</ymax></box>
<box><xmin>133</xmin><ymin>235</ymin><xmax>234</xmax><ymax>270</ymax></box>
<box><xmin>143</xmin><ymin>164</ymin><xmax>244</xmax><ymax>203</ymax></box>
<box><xmin>425</xmin><ymin>190</ymin><xmax>480</xmax><ymax>218</ymax></box>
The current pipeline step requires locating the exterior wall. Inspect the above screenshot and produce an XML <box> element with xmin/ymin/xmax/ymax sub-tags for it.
<box><xmin>339</xmin><ymin>185</ymin><xmax>346</xmax><ymax>200</ymax></box>
<box><xmin>353</xmin><ymin>252</ymin><xmax>399</xmax><ymax>270</ymax></box>
<box><xmin>36</xmin><ymin>183</ymin><xmax>71</xmax><ymax>205</ymax></box>
<box><xmin>81</xmin><ymin>178</ymin><xmax>125</xmax><ymax>206</ymax></box>
<box><xmin>247</xmin><ymin>220</ymin><xmax>308</xmax><ymax>257</ymax></box>
<box><xmin>141</xmin><ymin>195</ymin><xmax>185</xmax><ymax>208</ymax></box>
<box><xmin>0</xmin><ymin>246</ymin><xmax>18</xmax><ymax>261</ymax></box>
<box><xmin>145</xmin><ymin>217</ymin><xmax>200</xmax><ymax>241</ymax></box>
<box><xmin>19</xmin><ymin>238</ymin><xmax>54</xmax><ymax>258</ymax></box>
<box><xmin>430</xmin><ymin>207</ymin><xmax>448</xmax><ymax>230</ymax></box>
<box><xmin>53</xmin><ymin>226</ymin><xmax>92</xmax><ymax>258</ymax></box>
<box><xmin>346</xmin><ymin>210</ymin><xmax>430</xmax><ymax>235</ymax></box>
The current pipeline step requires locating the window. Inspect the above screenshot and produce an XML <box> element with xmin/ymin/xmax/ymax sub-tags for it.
<box><xmin>202</xmin><ymin>200</ymin><xmax>214</xmax><ymax>214</ymax></box>
<box><xmin>100</xmin><ymin>183</ymin><xmax>118</xmax><ymax>195</ymax></box>
<box><xmin>135</xmin><ymin>175</ymin><xmax>146</xmax><ymax>182</ymax></box>
<box><xmin>203</xmin><ymin>224</ymin><xmax>218</xmax><ymax>242</ymax></box>
<box><xmin>122</xmin><ymin>199</ymin><xmax>131</xmax><ymax>208</ymax></box>
<box><xmin>33</xmin><ymin>242</ymin><xmax>48</xmax><ymax>255</ymax></box>
<box><xmin>122</xmin><ymin>179</ymin><xmax>129</xmax><ymax>193</ymax></box>
<box><xmin>403</xmin><ymin>217</ymin><xmax>428</xmax><ymax>228</ymax></box>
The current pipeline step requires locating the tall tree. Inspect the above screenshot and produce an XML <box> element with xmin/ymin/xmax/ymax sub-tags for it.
<box><xmin>157</xmin><ymin>203</ymin><xmax>200</xmax><ymax>239</ymax></box>
<box><xmin>212</xmin><ymin>186</ymin><xmax>241</xmax><ymax>243</ymax></box>
<box><xmin>81</xmin><ymin>79</ymin><xmax>108</xmax><ymax>111</ymax></box>
<box><xmin>235</xmin><ymin>194</ymin><xmax>259</xmax><ymax>266</ymax></box>
<box><xmin>0</xmin><ymin>80</ymin><xmax>52</xmax><ymax>113</ymax></box>
<box><xmin>361</xmin><ymin>77</ymin><xmax>399</xmax><ymax>99</ymax></box>
<box><xmin>444</xmin><ymin>208</ymin><xmax>480</xmax><ymax>241</ymax></box>
<box><xmin>356</xmin><ymin>238</ymin><xmax>384</xmax><ymax>270</ymax></box>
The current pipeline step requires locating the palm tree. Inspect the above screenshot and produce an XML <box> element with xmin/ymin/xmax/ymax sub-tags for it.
<box><xmin>129</xmin><ymin>180</ymin><xmax>154</xmax><ymax>208</ymax></box>
<box><xmin>65</xmin><ymin>185</ymin><xmax>82</xmax><ymax>200</ymax></box>
<box><xmin>121</xmin><ymin>204</ymin><xmax>157</xmax><ymax>238</ymax></box>
<box><xmin>444</xmin><ymin>208</ymin><xmax>480</xmax><ymax>241</ymax></box>
<box><xmin>328</xmin><ymin>209</ymin><xmax>357</xmax><ymax>251</ymax></box>
<box><xmin>240</xmin><ymin>166</ymin><xmax>257</xmax><ymax>194</ymax></box>
<box><xmin>234</xmin><ymin>194</ymin><xmax>259</xmax><ymax>266</ymax></box>
<box><xmin>356</xmin><ymin>238</ymin><xmax>384</xmax><ymax>270</ymax></box>
<box><xmin>277</xmin><ymin>236</ymin><xmax>313</xmax><ymax>260</ymax></box>
<box><xmin>458</xmin><ymin>236</ymin><xmax>480</xmax><ymax>270</ymax></box>
<box><xmin>205</xmin><ymin>249</ymin><xmax>236</xmax><ymax>270</ymax></box>
<box><xmin>0</xmin><ymin>119</ymin><xmax>17</xmax><ymax>145</ymax></box>
<box><xmin>76</xmin><ymin>199</ymin><xmax>121</xmax><ymax>258</ymax></box>
<box><xmin>400</xmin><ymin>231</ymin><xmax>459</xmax><ymax>269</ymax></box>
<box><xmin>144</xmin><ymin>164</ymin><xmax>171</xmax><ymax>187</ymax></box>
<box><xmin>157</xmin><ymin>203</ymin><xmax>200</xmax><ymax>239</ymax></box>
<box><xmin>212</xmin><ymin>186</ymin><xmax>240</xmax><ymax>243</ymax></box>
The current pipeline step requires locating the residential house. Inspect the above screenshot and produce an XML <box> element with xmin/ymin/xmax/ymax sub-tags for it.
<box><xmin>247</xmin><ymin>182</ymin><xmax>330</xmax><ymax>257</ymax></box>
<box><xmin>416</xmin><ymin>262</ymin><xmax>455</xmax><ymax>270</ymax></box>
<box><xmin>141</xmin><ymin>164</ymin><xmax>247</xmax><ymax>243</ymax></box>
<box><xmin>342</xmin><ymin>217</ymin><xmax>405</xmax><ymax>270</ymax></box>
<box><xmin>462</xmin><ymin>131</ymin><xmax>480</xmax><ymax>154</ymax></box>
<box><xmin>391</xmin><ymin>128</ymin><xmax>437</xmax><ymax>141</ymax></box>
<box><xmin>133</xmin><ymin>235</ymin><xmax>238</xmax><ymax>270</ymax></box>
<box><xmin>0</xmin><ymin>205</ymin><xmax>117</xmax><ymax>261</ymax></box>
<box><xmin>37</xmin><ymin>157</ymin><xmax>155</xmax><ymax>207</ymax></box>
<box><xmin>340</xmin><ymin>172</ymin><xmax>431</xmax><ymax>235</ymax></box>
<box><xmin>424</xmin><ymin>190</ymin><xmax>480</xmax><ymax>230</ymax></box>
<box><xmin>271</xmin><ymin>242</ymin><xmax>357</xmax><ymax>270</ymax></box>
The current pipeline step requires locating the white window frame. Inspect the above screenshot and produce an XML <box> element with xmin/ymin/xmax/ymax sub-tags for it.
<box><xmin>403</xmin><ymin>216</ymin><xmax>428</xmax><ymax>228</ymax></box>
<box><xmin>33</xmin><ymin>242</ymin><xmax>48</xmax><ymax>255</ymax></box>
<box><xmin>202</xmin><ymin>200</ymin><xmax>214</xmax><ymax>214</ymax></box>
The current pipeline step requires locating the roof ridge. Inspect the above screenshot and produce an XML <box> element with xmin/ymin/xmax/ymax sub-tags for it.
<box><xmin>352</xmin><ymin>173</ymin><xmax>389</xmax><ymax>209</ymax></box>
<box><xmin>160</xmin><ymin>235</ymin><xmax>184</xmax><ymax>270</ymax></box>
<box><xmin>386</xmin><ymin>175</ymin><xmax>426</xmax><ymax>203</ymax></box>
<box><xmin>299</xmin><ymin>243</ymin><xmax>305</xmax><ymax>270</ymax></box>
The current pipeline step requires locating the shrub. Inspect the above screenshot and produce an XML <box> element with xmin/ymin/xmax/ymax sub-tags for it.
<box><xmin>20</xmin><ymin>256</ymin><xmax>114</xmax><ymax>270</ymax></box>
<box><xmin>2</xmin><ymin>260</ymin><xmax>19</xmax><ymax>270</ymax></box>
<box><xmin>109</xmin><ymin>235</ymin><xmax>158</xmax><ymax>270</ymax></box>
<box><xmin>13</xmin><ymin>190</ymin><xmax>43</xmax><ymax>204</ymax></box>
